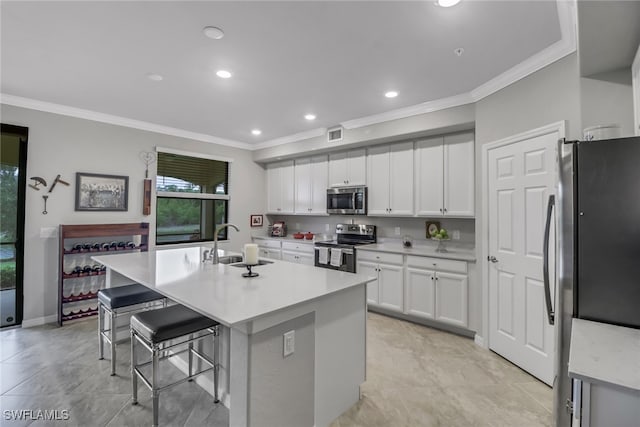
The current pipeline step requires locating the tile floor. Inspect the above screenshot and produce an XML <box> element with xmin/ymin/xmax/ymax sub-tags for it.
<box><xmin>0</xmin><ymin>313</ymin><xmax>551</xmax><ymax>426</ymax></box>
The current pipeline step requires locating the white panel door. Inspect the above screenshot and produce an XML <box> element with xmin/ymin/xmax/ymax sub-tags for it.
<box><xmin>415</xmin><ymin>137</ymin><xmax>444</xmax><ymax>216</ymax></box>
<box><xmin>267</xmin><ymin>165</ymin><xmax>281</xmax><ymax>213</ymax></box>
<box><xmin>378</xmin><ymin>264</ymin><xmax>404</xmax><ymax>312</ymax></box>
<box><xmin>347</xmin><ymin>149</ymin><xmax>367</xmax><ymax>186</ymax></box>
<box><xmin>488</xmin><ymin>131</ymin><xmax>557</xmax><ymax>385</ymax></box>
<box><xmin>389</xmin><ymin>142</ymin><xmax>414</xmax><ymax>215</ymax></box>
<box><xmin>444</xmin><ymin>133</ymin><xmax>475</xmax><ymax>217</ymax></box>
<box><xmin>294</xmin><ymin>158</ymin><xmax>312</xmax><ymax>214</ymax></box>
<box><xmin>328</xmin><ymin>152</ymin><xmax>348</xmax><ymax>187</ymax></box>
<box><xmin>434</xmin><ymin>271</ymin><xmax>468</xmax><ymax>328</ymax></box>
<box><xmin>310</xmin><ymin>156</ymin><xmax>328</xmax><ymax>214</ymax></box>
<box><xmin>367</xmin><ymin>145</ymin><xmax>390</xmax><ymax>215</ymax></box>
<box><xmin>405</xmin><ymin>267</ymin><xmax>435</xmax><ymax>319</ymax></box>
<box><xmin>357</xmin><ymin>262</ymin><xmax>379</xmax><ymax>305</ymax></box>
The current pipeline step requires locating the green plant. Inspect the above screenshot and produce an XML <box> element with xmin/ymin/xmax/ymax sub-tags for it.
<box><xmin>0</xmin><ymin>261</ymin><xmax>16</xmax><ymax>290</ymax></box>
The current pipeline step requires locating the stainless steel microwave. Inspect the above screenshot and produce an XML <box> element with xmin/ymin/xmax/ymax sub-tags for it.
<box><xmin>326</xmin><ymin>186</ymin><xmax>367</xmax><ymax>215</ymax></box>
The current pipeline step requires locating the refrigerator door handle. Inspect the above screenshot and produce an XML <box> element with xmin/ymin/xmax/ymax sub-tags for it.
<box><xmin>543</xmin><ymin>194</ymin><xmax>555</xmax><ymax>325</ymax></box>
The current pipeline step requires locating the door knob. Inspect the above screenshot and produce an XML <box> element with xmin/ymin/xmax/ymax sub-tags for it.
<box><xmin>487</xmin><ymin>256</ymin><xmax>499</xmax><ymax>263</ymax></box>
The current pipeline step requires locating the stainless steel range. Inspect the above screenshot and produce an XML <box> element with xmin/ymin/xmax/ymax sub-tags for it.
<box><xmin>314</xmin><ymin>224</ymin><xmax>376</xmax><ymax>273</ymax></box>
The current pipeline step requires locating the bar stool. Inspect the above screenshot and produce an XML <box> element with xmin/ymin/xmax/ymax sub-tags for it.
<box><xmin>97</xmin><ymin>283</ymin><xmax>166</xmax><ymax>375</ymax></box>
<box><xmin>130</xmin><ymin>304</ymin><xmax>220</xmax><ymax>427</ymax></box>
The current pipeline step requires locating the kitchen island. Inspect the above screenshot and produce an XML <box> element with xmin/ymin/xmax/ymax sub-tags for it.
<box><xmin>93</xmin><ymin>246</ymin><xmax>375</xmax><ymax>427</ymax></box>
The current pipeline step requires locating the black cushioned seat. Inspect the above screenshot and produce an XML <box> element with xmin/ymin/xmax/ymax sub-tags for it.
<box><xmin>131</xmin><ymin>304</ymin><xmax>219</xmax><ymax>344</ymax></box>
<box><xmin>98</xmin><ymin>283</ymin><xmax>164</xmax><ymax>309</ymax></box>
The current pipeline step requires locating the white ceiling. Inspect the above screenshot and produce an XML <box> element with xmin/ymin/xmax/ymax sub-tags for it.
<box><xmin>1</xmin><ymin>1</ymin><xmax>565</xmax><ymax>148</ymax></box>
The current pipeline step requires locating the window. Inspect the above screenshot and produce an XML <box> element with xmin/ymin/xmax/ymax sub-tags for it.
<box><xmin>155</xmin><ymin>150</ymin><xmax>230</xmax><ymax>245</ymax></box>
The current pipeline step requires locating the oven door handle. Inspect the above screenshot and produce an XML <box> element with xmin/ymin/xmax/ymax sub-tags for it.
<box><xmin>314</xmin><ymin>247</ymin><xmax>354</xmax><ymax>255</ymax></box>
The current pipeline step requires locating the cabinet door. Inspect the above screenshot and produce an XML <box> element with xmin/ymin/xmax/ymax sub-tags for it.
<box><xmin>328</xmin><ymin>152</ymin><xmax>349</xmax><ymax>186</ymax></box>
<box><xmin>280</xmin><ymin>161</ymin><xmax>295</xmax><ymax>214</ymax></box>
<box><xmin>297</xmin><ymin>252</ymin><xmax>314</xmax><ymax>266</ymax></box>
<box><xmin>294</xmin><ymin>158</ymin><xmax>312</xmax><ymax>214</ymax></box>
<box><xmin>281</xmin><ymin>251</ymin><xmax>298</xmax><ymax>263</ymax></box>
<box><xmin>366</xmin><ymin>145</ymin><xmax>390</xmax><ymax>215</ymax></box>
<box><xmin>389</xmin><ymin>141</ymin><xmax>414</xmax><ymax>215</ymax></box>
<box><xmin>378</xmin><ymin>263</ymin><xmax>404</xmax><ymax>313</ymax></box>
<box><xmin>415</xmin><ymin>137</ymin><xmax>444</xmax><ymax>216</ymax></box>
<box><xmin>260</xmin><ymin>248</ymin><xmax>281</xmax><ymax>260</ymax></box>
<box><xmin>405</xmin><ymin>267</ymin><xmax>435</xmax><ymax>320</ymax></box>
<box><xmin>266</xmin><ymin>164</ymin><xmax>282</xmax><ymax>213</ymax></box>
<box><xmin>444</xmin><ymin>133</ymin><xmax>475</xmax><ymax>217</ymax></box>
<box><xmin>435</xmin><ymin>271</ymin><xmax>468</xmax><ymax>327</ymax></box>
<box><xmin>357</xmin><ymin>261</ymin><xmax>379</xmax><ymax>305</ymax></box>
<box><xmin>310</xmin><ymin>156</ymin><xmax>328</xmax><ymax>214</ymax></box>
<box><xmin>347</xmin><ymin>149</ymin><xmax>367</xmax><ymax>186</ymax></box>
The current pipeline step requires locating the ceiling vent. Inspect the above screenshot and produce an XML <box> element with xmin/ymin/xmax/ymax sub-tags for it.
<box><xmin>327</xmin><ymin>126</ymin><xmax>343</xmax><ymax>142</ymax></box>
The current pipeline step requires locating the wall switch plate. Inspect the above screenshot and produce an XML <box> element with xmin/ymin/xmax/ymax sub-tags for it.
<box><xmin>394</xmin><ymin>227</ymin><xmax>401</xmax><ymax>236</ymax></box>
<box><xmin>452</xmin><ymin>230</ymin><xmax>460</xmax><ymax>240</ymax></box>
<box><xmin>40</xmin><ymin>227</ymin><xmax>57</xmax><ymax>238</ymax></box>
<box><xmin>325</xmin><ymin>224</ymin><xmax>330</xmax><ymax>232</ymax></box>
<box><xmin>295</xmin><ymin>222</ymin><xmax>300</xmax><ymax>230</ymax></box>
<box><xmin>283</xmin><ymin>330</ymin><xmax>295</xmax><ymax>357</ymax></box>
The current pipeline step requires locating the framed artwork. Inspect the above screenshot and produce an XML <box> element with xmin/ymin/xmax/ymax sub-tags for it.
<box><xmin>250</xmin><ymin>214</ymin><xmax>263</xmax><ymax>227</ymax></box>
<box><xmin>75</xmin><ymin>172</ymin><xmax>129</xmax><ymax>211</ymax></box>
<box><xmin>425</xmin><ymin>221</ymin><xmax>441</xmax><ymax>238</ymax></box>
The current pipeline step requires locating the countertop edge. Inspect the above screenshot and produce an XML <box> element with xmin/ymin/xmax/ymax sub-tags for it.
<box><xmin>357</xmin><ymin>244</ymin><xmax>477</xmax><ymax>262</ymax></box>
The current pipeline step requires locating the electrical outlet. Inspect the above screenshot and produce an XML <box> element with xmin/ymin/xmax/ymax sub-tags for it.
<box><xmin>452</xmin><ymin>230</ymin><xmax>460</xmax><ymax>240</ymax></box>
<box><xmin>295</xmin><ymin>222</ymin><xmax>300</xmax><ymax>230</ymax></box>
<box><xmin>325</xmin><ymin>224</ymin><xmax>330</xmax><ymax>232</ymax></box>
<box><xmin>283</xmin><ymin>330</ymin><xmax>295</xmax><ymax>357</ymax></box>
<box><xmin>394</xmin><ymin>227</ymin><xmax>401</xmax><ymax>236</ymax></box>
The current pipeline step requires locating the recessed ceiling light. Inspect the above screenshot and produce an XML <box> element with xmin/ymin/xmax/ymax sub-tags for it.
<box><xmin>385</xmin><ymin>91</ymin><xmax>398</xmax><ymax>98</ymax></box>
<box><xmin>454</xmin><ymin>47</ymin><xmax>465</xmax><ymax>57</ymax></box>
<box><xmin>437</xmin><ymin>0</ymin><xmax>461</xmax><ymax>7</ymax></box>
<box><xmin>203</xmin><ymin>26</ymin><xmax>224</xmax><ymax>40</ymax></box>
<box><xmin>304</xmin><ymin>114</ymin><xmax>316</xmax><ymax>121</ymax></box>
<box><xmin>251</xmin><ymin>129</ymin><xmax>262</xmax><ymax>136</ymax></box>
<box><xmin>216</xmin><ymin>70</ymin><xmax>232</xmax><ymax>79</ymax></box>
<box><xmin>146</xmin><ymin>73</ymin><xmax>163</xmax><ymax>81</ymax></box>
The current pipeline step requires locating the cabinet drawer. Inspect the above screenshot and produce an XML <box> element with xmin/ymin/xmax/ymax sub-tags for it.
<box><xmin>282</xmin><ymin>241</ymin><xmax>314</xmax><ymax>253</ymax></box>
<box><xmin>406</xmin><ymin>255</ymin><xmax>467</xmax><ymax>274</ymax></box>
<box><xmin>357</xmin><ymin>250</ymin><xmax>403</xmax><ymax>265</ymax></box>
<box><xmin>254</xmin><ymin>239</ymin><xmax>282</xmax><ymax>249</ymax></box>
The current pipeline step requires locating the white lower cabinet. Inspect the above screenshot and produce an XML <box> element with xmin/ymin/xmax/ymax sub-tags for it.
<box><xmin>434</xmin><ymin>271</ymin><xmax>468</xmax><ymax>328</ymax></box>
<box><xmin>405</xmin><ymin>267</ymin><xmax>436</xmax><ymax>319</ymax></box>
<box><xmin>281</xmin><ymin>241</ymin><xmax>314</xmax><ymax>265</ymax></box>
<box><xmin>253</xmin><ymin>238</ymin><xmax>282</xmax><ymax>260</ymax></box>
<box><xmin>357</xmin><ymin>251</ymin><xmax>404</xmax><ymax>313</ymax></box>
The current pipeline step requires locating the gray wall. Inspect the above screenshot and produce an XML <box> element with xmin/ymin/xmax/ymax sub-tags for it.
<box><xmin>252</xmin><ymin>104</ymin><xmax>475</xmax><ymax>163</ymax></box>
<box><xmin>1</xmin><ymin>104</ymin><xmax>266</xmax><ymax>324</ymax></box>
<box><xmin>580</xmin><ymin>70</ymin><xmax>635</xmax><ymax>137</ymax></box>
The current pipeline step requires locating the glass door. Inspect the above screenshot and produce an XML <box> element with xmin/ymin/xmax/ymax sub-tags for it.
<box><xmin>0</xmin><ymin>124</ymin><xmax>28</xmax><ymax>327</ymax></box>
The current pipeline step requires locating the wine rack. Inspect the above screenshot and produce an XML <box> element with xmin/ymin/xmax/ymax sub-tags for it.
<box><xmin>58</xmin><ymin>223</ymin><xmax>149</xmax><ymax>325</ymax></box>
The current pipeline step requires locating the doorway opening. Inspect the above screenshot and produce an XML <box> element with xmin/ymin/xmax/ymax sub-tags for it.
<box><xmin>0</xmin><ymin>124</ymin><xmax>28</xmax><ymax>328</ymax></box>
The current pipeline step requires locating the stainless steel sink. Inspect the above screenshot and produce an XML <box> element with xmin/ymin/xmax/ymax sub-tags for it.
<box><xmin>230</xmin><ymin>259</ymin><xmax>273</xmax><ymax>268</ymax></box>
<box><xmin>217</xmin><ymin>255</ymin><xmax>244</xmax><ymax>264</ymax></box>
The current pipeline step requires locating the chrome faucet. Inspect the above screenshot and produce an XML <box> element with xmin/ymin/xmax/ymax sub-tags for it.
<box><xmin>206</xmin><ymin>223</ymin><xmax>240</xmax><ymax>264</ymax></box>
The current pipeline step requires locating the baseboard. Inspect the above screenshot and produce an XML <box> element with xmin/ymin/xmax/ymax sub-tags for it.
<box><xmin>21</xmin><ymin>314</ymin><xmax>57</xmax><ymax>328</ymax></box>
<box><xmin>474</xmin><ymin>334</ymin><xmax>488</xmax><ymax>348</ymax></box>
<box><xmin>367</xmin><ymin>306</ymin><xmax>475</xmax><ymax>339</ymax></box>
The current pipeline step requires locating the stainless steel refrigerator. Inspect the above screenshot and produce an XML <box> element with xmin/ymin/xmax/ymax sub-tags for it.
<box><xmin>549</xmin><ymin>136</ymin><xmax>640</xmax><ymax>426</ymax></box>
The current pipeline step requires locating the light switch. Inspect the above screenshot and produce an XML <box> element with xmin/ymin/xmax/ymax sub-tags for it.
<box><xmin>394</xmin><ymin>227</ymin><xmax>401</xmax><ymax>236</ymax></box>
<box><xmin>452</xmin><ymin>230</ymin><xmax>460</xmax><ymax>240</ymax></box>
<box><xmin>283</xmin><ymin>330</ymin><xmax>295</xmax><ymax>357</ymax></box>
<box><xmin>40</xmin><ymin>227</ymin><xmax>57</xmax><ymax>238</ymax></box>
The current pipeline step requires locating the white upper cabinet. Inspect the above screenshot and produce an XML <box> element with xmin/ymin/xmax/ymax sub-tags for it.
<box><xmin>415</xmin><ymin>133</ymin><xmax>475</xmax><ymax>217</ymax></box>
<box><xmin>633</xmin><ymin>42</ymin><xmax>640</xmax><ymax>136</ymax></box>
<box><xmin>328</xmin><ymin>149</ymin><xmax>366</xmax><ymax>187</ymax></box>
<box><xmin>294</xmin><ymin>156</ymin><xmax>328</xmax><ymax>215</ymax></box>
<box><xmin>367</xmin><ymin>142</ymin><xmax>414</xmax><ymax>216</ymax></box>
<box><xmin>266</xmin><ymin>161</ymin><xmax>294</xmax><ymax>214</ymax></box>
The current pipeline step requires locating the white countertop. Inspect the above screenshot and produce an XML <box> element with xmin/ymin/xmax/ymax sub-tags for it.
<box><xmin>251</xmin><ymin>235</ymin><xmax>331</xmax><ymax>245</ymax></box>
<box><xmin>93</xmin><ymin>247</ymin><xmax>374</xmax><ymax>328</ymax></box>
<box><xmin>568</xmin><ymin>319</ymin><xmax>640</xmax><ymax>392</ymax></box>
<box><xmin>358</xmin><ymin>242</ymin><xmax>476</xmax><ymax>262</ymax></box>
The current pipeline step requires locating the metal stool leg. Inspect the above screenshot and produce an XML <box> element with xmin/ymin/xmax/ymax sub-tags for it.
<box><xmin>98</xmin><ymin>303</ymin><xmax>104</xmax><ymax>360</ymax></box>
<box><xmin>110</xmin><ymin>308</ymin><xmax>117</xmax><ymax>376</ymax></box>
<box><xmin>152</xmin><ymin>344</ymin><xmax>160</xmax><ymax>427</ymax></box>
<box><xmin>131</xmin><ymin>329</ymin><xmax>138</xmax><ymax>405</ymax></box>
<box><xmin>214</xmin><ymin>326</ymin><xmax>220</xmax><ymax>403</ymax></box>
<box><xmin>188</xmin><ymin>336</ymin><xmax>194</xmax><ymax>382</ymax></box>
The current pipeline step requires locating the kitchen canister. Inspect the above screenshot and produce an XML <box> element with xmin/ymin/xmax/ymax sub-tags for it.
<box><xmin>583</xmin><ymin>124</ymin><xmax>621</xmax><ymax>141</ymax></box>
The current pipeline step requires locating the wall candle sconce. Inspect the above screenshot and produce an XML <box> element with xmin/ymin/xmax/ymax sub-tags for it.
<box><xmin>139</xmin><ymin>152</ymin><xmax>156</xmax><ymax>216</ymax></box>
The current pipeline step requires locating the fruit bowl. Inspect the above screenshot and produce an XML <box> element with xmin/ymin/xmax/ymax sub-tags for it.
<box><xmin>293</xmin><ymin>233</ymin><xmax>304</xmax><ymax>239</ymax></box>
<box><xmin>430</xmin><ymin>237</ymin><xmax>451</xmax><ymax>253</ymax></box>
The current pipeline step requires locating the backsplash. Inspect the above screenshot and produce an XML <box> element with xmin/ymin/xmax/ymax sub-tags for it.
<box><xmin>265</xmin><ymin>215</ymin><xmax>475</xmax><ymax>245</ymax></box>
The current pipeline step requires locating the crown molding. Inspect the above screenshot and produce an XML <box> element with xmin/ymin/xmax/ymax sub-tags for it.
<box><xmin>0</xmin><ymin>93</ymin><xmax>253</xmax><ymax>150</ymax></box>
<box><xmin>254</xmin><ymin>127</ymin><xmax>327</xmax><ymax>150</ymax></box>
